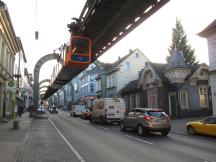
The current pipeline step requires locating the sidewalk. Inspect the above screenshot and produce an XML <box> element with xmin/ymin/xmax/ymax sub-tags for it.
<box><xmin>0</xmin><ymin>112</ymin><xmax>32</xmax><ymax>162</ymax></box>
<box><xmin>170</xmin><ymin>117</ymin><xmax>204</xmax><ymax>135</ymax></box>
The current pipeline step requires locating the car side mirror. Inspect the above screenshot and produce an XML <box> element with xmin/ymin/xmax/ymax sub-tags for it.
<box><xmin>202</xmin><ymin>120</ymin><xmax>207</xmax><ymax>124</ymax></box>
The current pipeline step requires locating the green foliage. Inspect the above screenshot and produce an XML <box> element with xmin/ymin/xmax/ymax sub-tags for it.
<box><xmin>167</xmin><ymin>18</ymin><xmax>198</xmax><ymax>65</ymax></box>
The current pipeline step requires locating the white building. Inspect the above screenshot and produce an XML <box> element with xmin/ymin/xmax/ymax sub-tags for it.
<box><xmin>100</xmin><ymin>49</ymin><xmax>150</xmax><ymax>98</ymax></box>
<box><xmin>198</xmin><ymin>19</ymin><xmax>216</xmax><ymax>115</ymax></box>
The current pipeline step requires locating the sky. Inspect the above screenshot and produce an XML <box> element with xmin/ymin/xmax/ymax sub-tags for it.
<box><xmin>3</xmin><ymin>0</ymin><xmax>216</xmax><ymax>82</ymax></box>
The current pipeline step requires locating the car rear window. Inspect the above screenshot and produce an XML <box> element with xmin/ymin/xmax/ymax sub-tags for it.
<box><xmin>146</xmin><ymin>111</ymin><xmax>167</xmax><ymax>117</ymax></box>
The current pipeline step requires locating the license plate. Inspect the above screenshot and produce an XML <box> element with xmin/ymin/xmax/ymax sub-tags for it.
<box><xmin>108</xmin><ymin>114</ymin><xmax>114</xmax><ymax>116</ymax></box>
<box><xmin>156</xmin><ymin>119</ymin><xmax>166</xmax><ymax>123</ymax></box>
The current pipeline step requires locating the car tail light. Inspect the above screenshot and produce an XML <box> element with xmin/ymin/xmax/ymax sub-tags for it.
<box><xmin>144</xmin><ymin>116</ymin><xmax>153</xmax><ymax>121</ymax></box>
<box><xmin>166</xmin><ymin>116</ymin><xmax>170</xmax><ymax>120</ymax></box>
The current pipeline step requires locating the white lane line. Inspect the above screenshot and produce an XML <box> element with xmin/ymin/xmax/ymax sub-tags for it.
<box><xmin>125</xmin><ymin>135</ymin><xmax>154</xmax><ymax>145</ymax></box>
<box><xmin>97</xmin><ymin>125</ymin><xmax>110</xmax><ymax>131</ymax></box>
<box><xmin>48</xmin><ymin>119</ymin><xmax>85</xmax><ymax>162</ymax></box>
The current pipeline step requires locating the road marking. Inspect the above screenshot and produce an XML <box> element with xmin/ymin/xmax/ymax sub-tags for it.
<box><xmin>97</xmin><ymin>126</ymin><xmax>110</xmax><ymax>131</ymax></box>
<box><xmin>125</xmin><ymin>135</ymin><xmax>154</xmax><ymax>145</ymax></box>
<box><xmin>48</xmin><ymin>119</ymin><xmax>85</xmax><ymax>162</ymax></box>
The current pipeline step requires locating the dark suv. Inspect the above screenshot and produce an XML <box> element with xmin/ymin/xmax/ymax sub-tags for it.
<box><xmin>120</xmin><ymin>108</ymin><xmax>171</xmax><ymax>136</ymax></box>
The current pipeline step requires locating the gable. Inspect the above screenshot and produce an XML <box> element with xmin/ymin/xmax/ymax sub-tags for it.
<box><xmin>188</xmin><ymin>64</ymin><xmax>209</xmax><ymax>82</ymax></box>
<box><xmin>138</xmin><ymin>62</ymin><xmax>164</xmax><ymax>89</ymax></box>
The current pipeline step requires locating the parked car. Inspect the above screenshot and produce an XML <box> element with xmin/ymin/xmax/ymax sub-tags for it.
<box><xmin>120</xmin><ymin>108</ymin><xmax>171</xmax><ymax>136</ymax></box>
<box><xmin>186</xmin><ymin>116</ymin><xmax>216</xmax><ymax>136</ymax></box>
<box><xmin>81</xmin><ymin>109</ymin><xmax>92</xmax><ymax>120</ymax></box>
<box><xmin>90</xmin><ymin>98</ymin><xmax>125</xmax><ymax>124</ymax></box>
<box><xmin>49</xmin><ymin>106</ymin><xmax>58</xmax><ymax>114</ymax></box>
<box><xmin>70</xmin><ymin>104</ymin><xmax>86</xmax><ymax>117</ymax></box>
<box><xmin>36</xmin><ymin>106</ymin><xmax>46</xmax><ymax>115</ymax></box>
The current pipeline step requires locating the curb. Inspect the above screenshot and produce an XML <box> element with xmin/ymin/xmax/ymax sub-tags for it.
<box><xmin>14</xmin><ymin>114</ymin><xmax>33</xmax><ymax>162</ymax></box>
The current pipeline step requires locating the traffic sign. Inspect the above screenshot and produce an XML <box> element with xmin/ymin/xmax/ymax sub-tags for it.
<box><xmin>6</xmin><ymin>79</ymin><xmax>16</xmax><ymax>92</ymax></box>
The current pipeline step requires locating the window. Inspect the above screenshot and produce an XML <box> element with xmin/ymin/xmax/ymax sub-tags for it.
<box><xmin>147</xmin><ymin>88</ymin><xmax>158</xmax><ymax>107</ymax></box>
<box><xmin>90</xmin><ymin>84</ymin><xmax>94</xmax><ymax>92</ymax></box>
<box><xmin>130</xmin><ymin>95</ymin><xmax>134</xmax><ymax>109</ymax></box>
<box><xmin>90</xmin><ymin>75</ymin><xmax>94</xmax><ymax>81</ymax></box>
<box><xmin>203</xmin><ymin>117</ymin><xmax>216</xmax><ymax>124</ymax></box>
<box><xmin>135</xmin><ymin>53</ymin><xmax>139</xmax><ymax>58</ymax></box>
<box><xmin>199</xmin><ymin>86</ymin><xmax>208</xmax><ymax>108</ymax></box>
<box><xmin>107</xmin><ymin>74</ymin><xmax>116</xmax><ymax>88</ymax></box>
<box><xmin>125</xmin><ymin>62</ymin><xmax>130</xmax><ymax>70</ymax></box>
<box><xmin>96</xmin><ymin>80</ymin><xmax>101</xmax><ymax>91</ymax></box>
<box><xmin>124</xmin><ymin>96</ymin><xmax>129</xmax><ymax>109</ymax></box>
<box><xmin>135</xmin><ymin>109</ymin><xmax>143</xmax><ymax>115</ymax></box>
<box><xmin>135</xmin><ymin>93</ymin><xmax>140</xmax><ymax>108</ymax></box>
<box><xmin>1</xmin><ymin>42</ymin><xmax>5</xmax><ymax>65</ymax></box>
<box><xmin>180</xmin><ymin>91</ymin><xmax>188</xmax><ymax>109</ymax></box>
<box><xmin>128</xmin><ymin>109</ymin><xmax>135</xmax><ymax>116</ymax></box>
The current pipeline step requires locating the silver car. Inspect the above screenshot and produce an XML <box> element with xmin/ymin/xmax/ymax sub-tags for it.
<box><xmin>120</xmin><ymin>108</ymin><xmax>171</xmax><ymax>136</ymax></box>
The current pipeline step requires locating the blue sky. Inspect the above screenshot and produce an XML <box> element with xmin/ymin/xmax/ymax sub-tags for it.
<box><xmin>3</xmin><ymin>0</ymin><xmax>216</xmax><ymax>81</ymax></box>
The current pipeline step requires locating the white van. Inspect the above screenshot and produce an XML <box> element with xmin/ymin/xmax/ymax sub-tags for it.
<box><xmin>90</xmin><ymin>98</ymin><xmax>125</xmax><ymax>123</ymax></box>
<box><xmin>70</xmin><ymin>104</ymin><xmax>86</xmax><ymax>117</ymax></box>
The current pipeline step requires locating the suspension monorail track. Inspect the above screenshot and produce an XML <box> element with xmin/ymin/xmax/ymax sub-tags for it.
<box><xmin>43</xmin><ymin>0</ymin><xmax>169</xmax><ymax>99</ymax></box>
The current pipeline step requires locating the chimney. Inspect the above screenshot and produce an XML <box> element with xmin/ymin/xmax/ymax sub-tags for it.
<box><xmin>129</xmin><ymin>49</ymin><xmax>133</xmax><ymax>53</ymax></box>
<box><xmin>118</xmin><ymin>56</ymin><xmax>120</xmax><ymax>60</ymax></box>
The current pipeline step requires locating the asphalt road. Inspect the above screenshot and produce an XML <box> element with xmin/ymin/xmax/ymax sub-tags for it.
<box><xmin>18</xmin><ymin>110</ymin><xmax>216</xmax><ymax>162</ymax></box>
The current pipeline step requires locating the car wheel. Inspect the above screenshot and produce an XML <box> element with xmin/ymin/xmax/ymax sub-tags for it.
<box><xmin>161</xmin><ymin>130</ymin><xmax>169</xmax><ymax>136</ymax></box>
<box><xmin>187</xmin><ymin>126</ymin><xmax>196</xmax><ymax>135</ymax></box>
<box><xmin>90</xmin><ymin>118</ymin><xmax>93</xmax><ymax>123</ymax></box>
<box><xmin>120</xmin><ymin>122</ymin><xmax>126</xmax><ymax>131</ymax></box>
<box><xmin>137</xmin><ymin>125</ymin><xmax>144</xmax><ymax>136</ymax></box>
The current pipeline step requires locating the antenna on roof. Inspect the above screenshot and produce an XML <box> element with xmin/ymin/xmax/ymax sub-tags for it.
<box><xmin>35</xmin><ymin>0</ymin><xmax>39</xmax><ymax>40</ymax></box>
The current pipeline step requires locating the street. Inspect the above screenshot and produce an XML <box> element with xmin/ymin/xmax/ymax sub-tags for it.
<box><xmin>16</xmin><ymin>111</ymin><xmax>216</xmax><ymax>162</ymax></box>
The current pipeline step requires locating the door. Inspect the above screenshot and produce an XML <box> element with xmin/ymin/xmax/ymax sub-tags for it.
<box><xmin>125</xmin><ymin>109</ymin><xmax>136</xmax><ymax>128</ymax></box>
<box><xmin>169</xmin><ymin>93</ymin><xmax>177</xmax><ymax>116</ymax></box>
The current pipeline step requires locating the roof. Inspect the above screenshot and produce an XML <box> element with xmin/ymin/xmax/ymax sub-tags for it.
<box><xmin>185</xmin><ymin>63</ymin><xmax>209</xmax><ymax>81</ymax></box>
<box><xmin>185</xmin><ymin>64</ymin><xmax>200</xmax><ymax>81</ymax></box>
<box><xmin>105</xmin><ymin>49</ymin><xmax>148</xmax><ymax>74</ymax></box>
<box><xmin>150</xmin><ymin>62</ymin><xmax>168</xmax><ymax>82</ymax></box>
<box><xmin>198</xmin><ymin>19</ymin><xmax>216</xmax><ymax>38</ymax></box>
<box><xmin>104</xmin><ymin>51</ymin><xmax>132</xmax><ymax>74</ymax></box>
<box><xmin>166</xmin><ymin>49</ymin><xmax>188</xmax><ymax>69</ymax></box>
<box><xmin>119</xmin><ymin>79</ymin><xmax>139</xmax><ymax>94</ymax></box>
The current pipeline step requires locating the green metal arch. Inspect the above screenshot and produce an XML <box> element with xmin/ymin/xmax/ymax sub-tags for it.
<box><xmin>39</xmin><ymin>79</ymin><xmax>51</xmax><ymax>87</ymax></box>
<box><xmin>39</xmin><ymin>85</ymin><xmax>48</xmax><ymax>91</ymax></box>
<box><xmin>61</xmin><ymin>87</ymin><xmax>67</xmax><ymax>106</ymax></box>
<box><xmin>33</xmin><ymin>53</ymin><xmax>63</xmax><ymax>108</ymax></box>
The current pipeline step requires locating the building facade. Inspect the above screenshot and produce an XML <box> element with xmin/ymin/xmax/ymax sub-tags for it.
<box><xmin>121</xmin><ymin>49</ymin><xmax>212</xmax><ymax>118</ymax></box>
<box><xmin>0</xmin><ymin>2</ymin><xmax>20</xmax><ymax>121</ymax></box>
<box><xmin>102</xmin><ymin>49</ymin><xmax>149</xmax><ymax>98</ymax></box>
<box><xmin>198</xmin><ymin>19</ymin><xmax>216</xmax><ymax>115</ymax></box>
<box><xmin>79</xmin><ymin>64</ymin><xmax>100</xmax><ymax>109</ymax></box>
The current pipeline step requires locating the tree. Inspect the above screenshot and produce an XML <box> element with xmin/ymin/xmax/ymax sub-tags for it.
<box><xmin>166</xmin><ymin>18</ymin><xmax>198</xmax><ymax>65</ymax></box>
